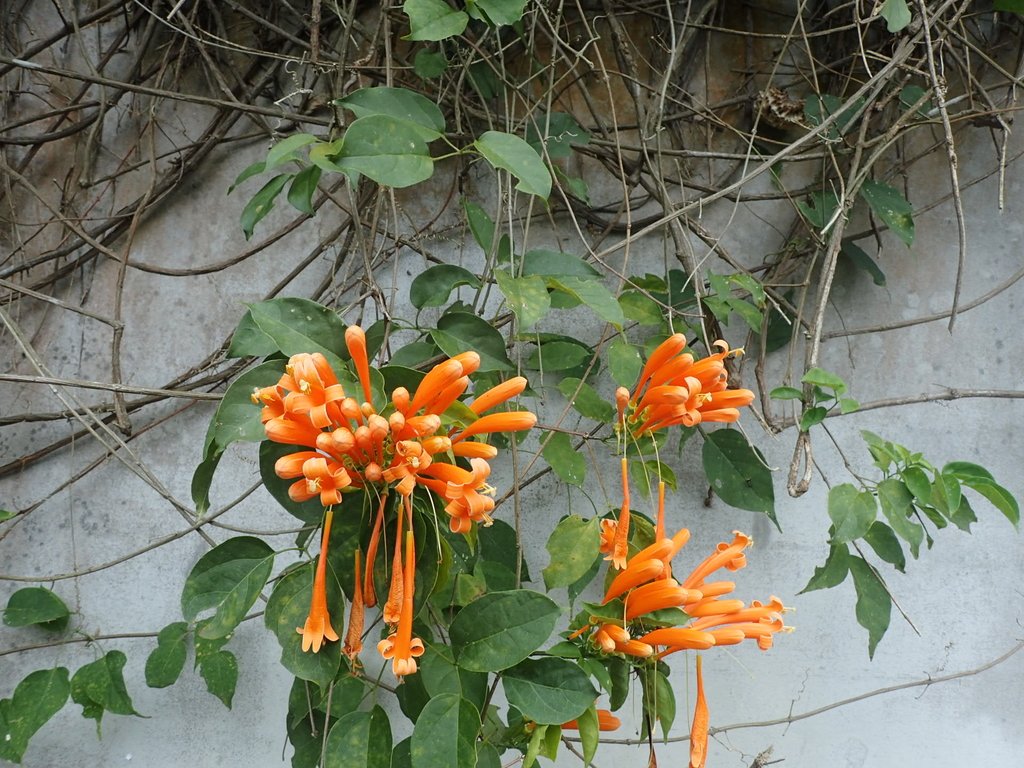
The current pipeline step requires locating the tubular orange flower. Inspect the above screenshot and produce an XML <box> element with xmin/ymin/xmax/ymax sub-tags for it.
<box><xmin>297</xmin><ymin>509</ymin><xmax>341</xmax><ymax>653</ymax></box>
<box><xmin>362</xmin><ymin>492</ymin><xmax>388</xmax><ymax>607</ymax></box>
<box><xmin>603</xmin><ymin>558</ymin><xmax>665</xmax><ymax>604</ymax></box>
<box><xmin>562</xmin><ymin>709</ymin><xmax>622</xmax><ymax>732</ymax></box>
<box><xmin>407</xmin><ymin>359</ymin><xmax>465</xmax><ymax>416</ymax></box>
<box><xmin>598</xmin><ymin>518</ymin><xmax>616</xmax><ymax>556</ymax></box>
<box><xmin>251</xmin><ymin>385</ymin><xmax>285</xmax><ymax>423</ymax></box>
<box><xmin>690</xmin><ymin>656</ymin><xmax>708</xmax><ymax>768</ymax></box>
<box><xmin>288</xmin><ymin>457</ymin><xmax>352</xmax><ymax>506</ymax></box>
<box><xmin>681</xmin><ymin>531</ymin><xmax>752</xmax><ymax>590</ymax></box>
<box><xmin>377</xmin><ymin>529</ymin><xmax>425</xmax><ymax>677</ymax></box>
<box><xmin>281</xmin><ymin>353</ymin><xmax>347</xmax><ymax>428</ymax></box>
<box><xmin>344</xmin><ymin>548</ymin><xmax>365</xmax><ymax>664</ymax></box>
<box><xmin>469</xmin><ymin>376</ymin><xmax>528</xmax><ymax>415</ymax></box>
<box><xmin>383</xmin><ymin>498</ymin><xmax>406</xmax><ymax>625</ymax></box>
<box><xmin>639</xmin><ymin>627</ymin><xmax>716</xmax><ymax>651</ymax></box>
<box><xmin>610</xmin><ymin>457</ymin><xmax>631</xmax><ymax>570</ymax></box>
<box><xmin>450</xmin><ymin>411</ymin><xmax>536</xmax><ymax>442</ymax></box>
<box><xmin>633</xmin><ymin>333</ymin><xmax>688</xmax><ymax>402</ymax></box>
<box><xmin>344</xmin><ymin>326</ymin><xmax>374</xmax><ymax>406</ymax></box>
<box><xmin>451</xmin><ymin>441</ymin><xmax>498</xmax><ymax>459</ymax></box>
<box><xmin>265</xmin><ymin>414</ymin><xmax>323</xmax><ymax>448</ymax></box>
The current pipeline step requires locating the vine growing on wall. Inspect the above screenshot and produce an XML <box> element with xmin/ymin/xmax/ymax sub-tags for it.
<box><xmin>2</xmin><ymin>1</ymin><xmax>1022</xmax><ymax>766</ymax></box>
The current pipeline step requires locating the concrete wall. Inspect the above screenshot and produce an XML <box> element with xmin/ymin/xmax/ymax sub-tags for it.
<box><xmin>2</xmin><ymin>4</ymin><xmax>1023</xmax><ymax>767</ymax></box>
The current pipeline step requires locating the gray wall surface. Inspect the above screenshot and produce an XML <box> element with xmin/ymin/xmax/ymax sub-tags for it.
<box><xmin>3</xmin><ymin>3</ymin><xmax>1023</xmax><ymax>768</ymax></box>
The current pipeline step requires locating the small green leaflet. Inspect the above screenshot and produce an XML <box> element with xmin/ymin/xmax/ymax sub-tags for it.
<box><xmin>474</xmin><ymin>131</ymin><xmax>552</xmax><ymax>199</ymax></box>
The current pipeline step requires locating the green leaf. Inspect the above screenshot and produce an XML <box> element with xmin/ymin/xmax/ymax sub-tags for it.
<box><xmin>944</xmin><ymin>464</ymin><xmax>1019</xmax><ymax>527</ymax></box>
<box><xmin>542</xmin><ymin>515</ymin><xmax>600</xmax><ymax>590</ymax></box>
<box><xmin>332</xmin><ymin>115</ymin><xmax>434</xmax><ymax>188</ymax></box>
<box><xmin>226</xmin><ymin>309</ymin><xmax>278</xmax><ymax>358</ymax></box>
<box><xmin>240</xmin><ymin>173</ymin><xmax>290</xmax><ymax>239</ymax></box>
<box><xmin>522</xmin><ymin>250</ymin><xmax>601</xmax><ymax>278</ymax></box>
<box><xmin>839</xmin><ymin>398</ymin><xmax>860</xmax><ymax>414</ymax></box>
<box><xmin>475</xmin><ymin>742</ymin><xmax>502</xmax><ymax>768</ymax></box>
<box><xmin>864</xmin><ymin>521</ymin><xmax>906</xmax><ymax>572</ymax></box>
<box><xmin>800</xmin><ymin>543</ymin><xmax>851</xmax><ymax>593</ymax></box>
<box><xmin>336</xmin><ymin>86</ymin><xmax>445</xmax><ymax>142</ymax></box>
<box><xmin>410</xmin><ymin>264</ymin><xmax>482</xmax><ymax>309</ymax></box>
<box><xmin>828</xmin><ymin>484</ymin><xmax>877</xmax><ymax>543</ymax></box>
<box><xmin>3</xmin><ymin>587</ymin><xmax>70</xmax><ymax>631</ymax></box>
<box><xmin>450</xmin><ymin>590</ymin><xmax>560</xmax><ymax>672</ymax></box>
<box><xmin>801</xmin><ymin>367</ymin><xmax>847</xmax><ymax>393</ymax></box>
<box><xmin>549</xmin><ymin>277</ymin><xmax>624</xmax><ymax>328</ymax></box>
<box><xmin>961</xmin><ymin>478</ymin><xmax>1019</xmax><ymax>528</ymax></box>
<box><xmin>229</xmin><ymin>160</ymin><xmax>267</xmax><ymax>194</ymax></box>
<box><xmin>70</xmin><ymin>651</ymin><xmax>139</xmax><ymax>730</ymax></box>
<box><xmin>996</xmin><ymin>0</ymin><xmax>1024</xmax><ymax>12</ymax></box>
<box><xmin>403</xmin><ymin>0</ymin><xmax>469</xmax><ymax>41</ymax></box>
<box><xmin>769</xmin><ymin>386</ymin><xmax>803</xmax><ymax>401</ymax></box>
<box><xmin>181</xmin><ymin>536</ymin><xmax>275</xmax><ymax>639</ymax></box>
<box><xmin>503</xmin><ymin>658</ymin><xmax>598</xmax><ymax>724</ymax></box>
<box><xmin>266</xmin><ymin>133</ymin><xmax>319</xmax><ymax>169</ymax></box>
<box><xmin>949</xmin><ymin>495</ymin><xmax>978</xmax><ymax>532</ymax></box>
<box><xmin>286</xmin><ymin>165</ymin><xmax>322</xmax><ymax>214</ymax></box>
<box><xmin>264</xmin><ymin>563</ymin><xmax>343</xmax><ymax>688</ymax></box>
<box><xmin>607</xmin><ymin>338</ymin><xmax>641</xmax><ymax>388</ymax></box>
<box><xmin>797</xmin><ymin>189</ymin><xmax>839</xmax><ymax>233</ymax></box>
<box><xmin>524</xmin><ymin>340</ymin><xmax>591</xmax><ymax>372</ymax></box>
<box><xmin>525</xmin><ymin>112</ymin><xmax>590</xmax><ymax>160</ymax></box>
<box><xmin>640</xmin><ymin>667</ymin><xmax>675</xmax><ymax>740</ymax></box>
<box><xmin>902</xmin><ymin>466</ymin><xmax>933</xmax><ymax>507</ymax></box>
<box><xmin>800</xmin><ymin>405</ymin><xmax>828</xmax><ymax>431</ymax></box>
<box><xmin>475</xmin><ymin>131</ymin><xmax>551</xmax><ymax>199</ymax></box>
<box><xmin>558</xmin><ymin>378</ymin><xmax>614</xmax><ymax>423</ymax></box>
<box><xmin>145</xmin><ymin>622</ymin><xmax>189</xmax><ymax>688</ymax></box>
<box><xmin>841</xmin><ymin>240</ymin><xmax>886</xmax><ymax>286</ymax></box>
<box><xmin>473</xmin><ymin>0</ymin><xmax>528</xmax><ymax>26</ymax></box>
<box><xmin>324</xmin><ymin>707</ymin><xmax>393</xmax><ymax>768</ymax></box>
<box><xmin>463</xmin><ymin>199</ymin><xmax>495</xmax><ymax>253</ymax></box>
<box><xmin>879</xmin><ymin>0</ymin><xmax>912</xmax><ymax>32</ymax></box>
<box><xmin>577</xmin><ymin>705</ymin><xmax>599</xmax><ymax>766</ymax></box>
<box><xmin>411</xmin><ymin>694</ymin><xmax>479</xmax><ymax>768</ymax></box>
<box><xmin>414</xmin><ymin>49</ymin><xmax>448</xmax><ymax>79</ymax></box>
<box><xmin>199</xmin><ymin>650</ymin><xmax>238</xmax><ymax>708</ymax></box>
<box><xmin>877</xmin><ymin>478</ymin><xmax>924</xmax><ymax>558</ymax></box>
<box><xmin>702</xmin><ymin>430</ymin><xmax>777</xmax><ymax>527</ymax></box>
<box><xmin>248</xmin><ymin>297</ymin><xmax>349</xmax><ymax>368</ymax></box>
<box><xmin>930</xmin><ymin>473</ymin><xmax>962</xmax><ymax>518</ymax></box>
<box><xmin>191</xmin><ymin>361</ymin><xmax>281</xmax><ymax>513</ymax></box>
<box><xmin>860</xmin><ymin>180</ymin><xmax>914</xmax><ymax>246</ymax></box>
<box><xmin>542</xmin><ymin>432</ymin><xmax>586</xmax><ymax>487</ymax></box>
<box><xmin>804</xmin><ymin>94</ymin><xmax>864</xmax><ymax>139</ymax></box>
<box><xmin>0</xmin><ymin>668</ymin><xmax>70</xmax><ymax>763</ymax></box>
<box><xmin>618</xmin><ymin>290</ymin><xmax>663</xmax><ymax>325</ymax></box>
<box><xmin>392</xmin><ymin>738</ymin><xmax>413</xmax><ymax>768</ymax></box>
<box><xmin>433</xmin><ymin>311</ymin><xmax>513</xmax><ymax>372</ymax></box>
<box><xmin>495</xmin><ymin>270</ymin><xmax>550</xmax><ymax>328</ymax></box>
<box><xmin>849</xmin><ymin>556</ymin><xmax>891</xmax><ymax>658</ymax></box>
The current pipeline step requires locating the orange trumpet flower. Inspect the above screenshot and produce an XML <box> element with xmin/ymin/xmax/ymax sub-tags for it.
<box><xmin>344</xmin><ymin>326</ymin><xmax>374</xmax><ymax>406</ymax></box>
<box><xmin>297</xmin><ymin>509</ymin><xmax>341</xmax><ymax>653</ymax></box>
<box><xmin>690</xmin><ymin>656</ymin><xmax>708</xmax><ymax>768</ymax></box>
<box><xmin>377</xmin><ymin>529</ymin><xmax>425</xmax><ymax>677</ymax></box>
<box><xmin>344</xmin><ymin>548</ymin><xmax>365</xmax><ymax>663</ymax></box>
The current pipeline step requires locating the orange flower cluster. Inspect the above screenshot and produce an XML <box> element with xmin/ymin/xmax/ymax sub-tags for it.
<box><xmin>252</xmin><ymin>326</ymin><xmax>535</xmax><ymax>674</ymax></box>
<box><xmin>578</xmin><ymin>483</ymin><xmax>789</xmax><ymax>768</ymax></box>
<box><xmin>606</xmin><ymin>335</ymin><xmax>755</xmax><ymax>570</ymax></box>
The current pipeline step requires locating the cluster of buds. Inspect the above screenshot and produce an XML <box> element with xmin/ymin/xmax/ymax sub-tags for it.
<box><xmin>605</xmin><ymin>336</ymin><xmax>755</xmax><ymax>570</ymax></box>
<box><xmin>575</xmin><ymin>485</ymin><xmax>790</xmax><ymax>767</ymax></box>
<box><xmin>585</xmin><ymin>335</ymin><xmax>777</xmax><ymax>768</ymax></box>
<box><xmin>251</xmin><ymin>326</ymin><xmax>535</xmax><ymax>676</ymax></box>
